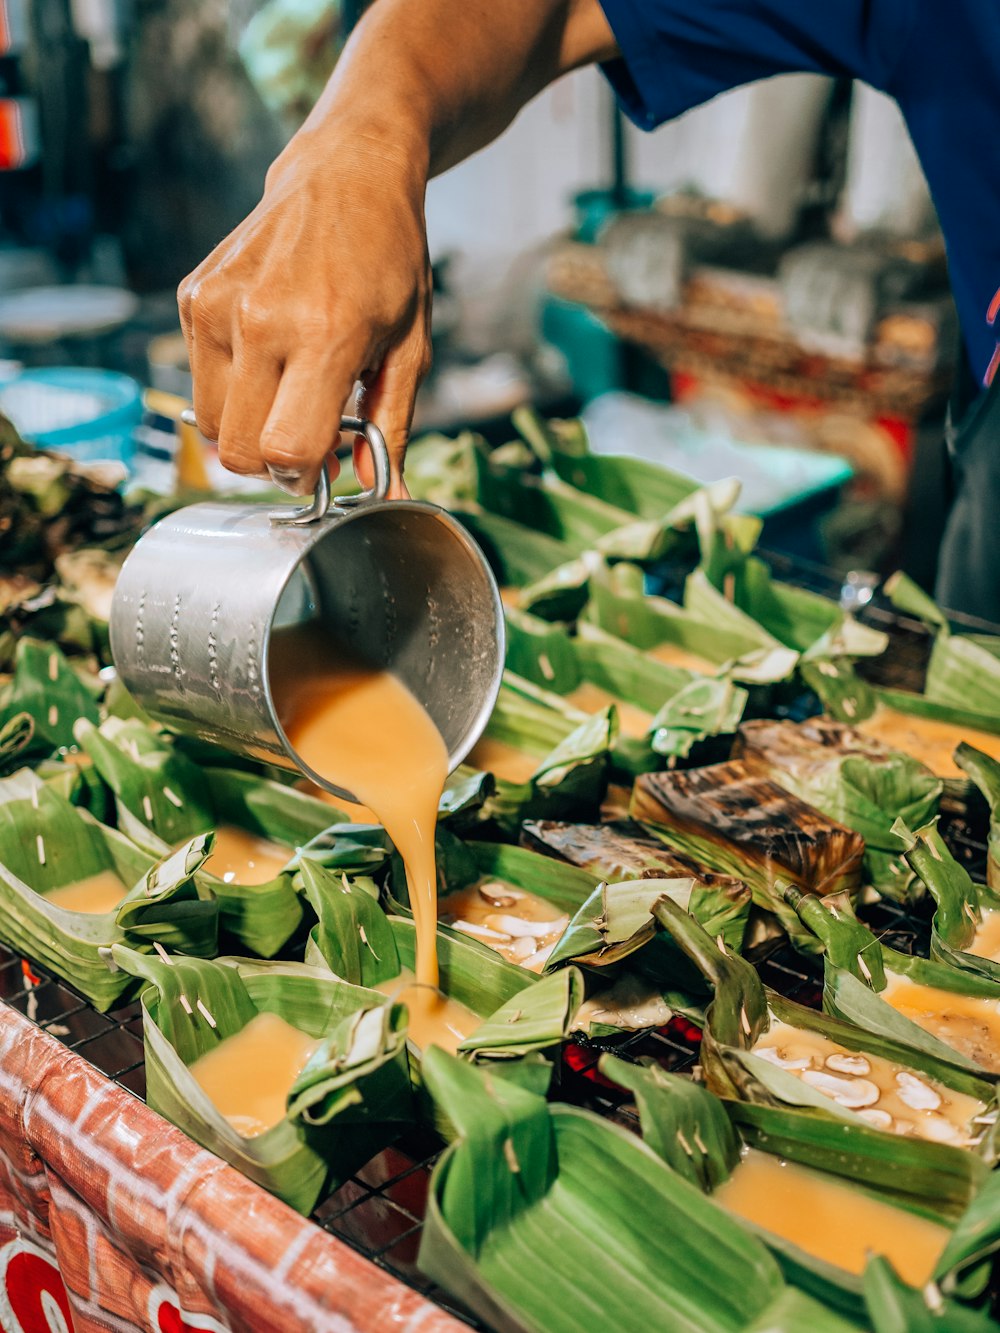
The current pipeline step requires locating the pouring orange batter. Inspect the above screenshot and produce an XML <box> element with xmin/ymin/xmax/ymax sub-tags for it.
<box><xmin>269</xmin><ymin>622</ymin><xmax>478</xmax><ymax>1050</ymax></box>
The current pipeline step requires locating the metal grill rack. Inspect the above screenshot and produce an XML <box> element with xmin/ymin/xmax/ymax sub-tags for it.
<box><xmin>3</xmin><ymin>566</ymin><xmax>997</xmax><ymax>1327</ymax></box>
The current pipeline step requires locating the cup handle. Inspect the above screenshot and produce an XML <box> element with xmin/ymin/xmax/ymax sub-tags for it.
<box><xmin>270</xmin><ymin>417</ymin><xmax>391</xmax><ymax>526</ymax></box>
<box><xmin>176</xmin><ymin>408</ymin><xmax>390</xmax><ymax>526</ymax></box>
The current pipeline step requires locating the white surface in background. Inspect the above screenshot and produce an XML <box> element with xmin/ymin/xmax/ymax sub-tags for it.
<box><xmin>425</xmin><ymin>69</ymin><xmax>834</xmax><ymax>263</ymax></box>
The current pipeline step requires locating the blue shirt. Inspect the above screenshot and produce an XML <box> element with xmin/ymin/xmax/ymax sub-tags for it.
<box><xmin>599</xmin><ymin>0</ymin><xmax>1000</xmax><ymax>383</ymax></box>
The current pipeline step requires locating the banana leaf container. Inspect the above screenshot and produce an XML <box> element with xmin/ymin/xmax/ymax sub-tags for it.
<box><xmin>505</xmin><ymin>607</ymin><xmax>747</xmax><ymax>769</ymax></box>
<box><xmin>735</xmin><ymin>717</ymin><xmax>942</xmax><ymax>896</ymax></box>
<box><xmin>0</xmin><ymin>771</ymin><xmax>216</xmax><ymax>1007</ymax></box>
<box><xmin>584</xmin><ymin>557</ymin><xmax>800</xmax><ymax>686</ymax></box>
<box><xmin>602</xmin><ymin>1056</ymin><xmax>1000</xmax><ymax>1323</ymax></box>
<box><xmin>652</xmin><ymin>895</ymin><xmax>999</xmax><ymax>1171</ymax></box>
<box><xmin>456</xmin><ymin>671</ymin><xmax>613</xmax><ymax>833</ymax></box>
<box><xmin>787</xmin><ymin>884</ymin><xmax>1000</xmax><ymax>1080</ymax></box>
<box><xmin>110</xmin><ymin>943</ymin><xmax>411</xmax><ymax>1214</ymax></box>
<box><xmin>75</xmin><ymin>717</ymin><xmax>339</xmax><ymax>956</ymax></box>
<box><xmin>0</xmin><ymin>637</ymin><xmax>100</xmax><ymax>758</ymax></box>
<box><xmin>544</xmin><ymin>871</ymin><xmax>751</xmax><ymax>1038</ymax></box>
<box><xmin>298</xmin><ymin>859</ymin><xmax>580</xmax><ymax>1076</ymax></box>
<box><xmin>631</xmin><ymin>761</ymin><xmax>865</xmax><ymax>949</ymax></box>
<box><xmin>893</xmin><ymin>815</ymin><xmax>1000</xmax><ymax>984</ymax></box>
<box><xmin>416</xmin><ymin>1047</ymin><xmax>857</xmax><ymax>1333</ymax></box>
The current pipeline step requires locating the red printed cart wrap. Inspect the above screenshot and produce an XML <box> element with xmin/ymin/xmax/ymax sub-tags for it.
<box><xmin>0</xmin><ymin>1002</ymin><xmax>461</xmax><ymax>1332</ymax></box>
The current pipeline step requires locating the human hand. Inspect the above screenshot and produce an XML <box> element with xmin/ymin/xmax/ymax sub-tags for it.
<box><xmin>178</xmin><ymin>128</ymin><xmax>431</xmax><ymax>497</ymax></box>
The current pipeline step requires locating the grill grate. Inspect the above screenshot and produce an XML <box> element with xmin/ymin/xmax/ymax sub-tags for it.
<box><xmin>5</xmin><ymin>560</ymin><xmax>998</xmax><ymax>1327</ymax></box>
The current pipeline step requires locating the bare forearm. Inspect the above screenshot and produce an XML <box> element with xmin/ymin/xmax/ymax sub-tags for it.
<box><xmin>298</xmin><ymin>0</ymin><xmax>618</xmax><ymax>179</ymax></box>
<box><xmin>180</xmin><ymin>0</ymin><xmax>617</xmax><ymax>492</ymax></box>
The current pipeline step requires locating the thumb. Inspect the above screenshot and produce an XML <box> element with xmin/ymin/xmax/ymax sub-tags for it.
<box><xmin>355</xmin><ymin>324</ymin><xmax>431</xmax><ymax>500</ymax></box>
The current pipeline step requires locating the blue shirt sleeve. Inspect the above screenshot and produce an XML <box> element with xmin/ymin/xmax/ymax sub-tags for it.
<box><xmin>599</xmin><ymin>0</ymin><xmax>915</xmax><ymax>130</ymax></box>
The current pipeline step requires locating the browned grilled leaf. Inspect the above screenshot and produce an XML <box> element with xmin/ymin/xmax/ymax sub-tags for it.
<box><xmin>631</xmin><ymin>760</ymin><xmax>865</xmax><ymax>899</ymax></box>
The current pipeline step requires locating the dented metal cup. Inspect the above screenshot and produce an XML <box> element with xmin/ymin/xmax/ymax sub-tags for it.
<box><xmin>109</xmin><ymin>417</ymin><xmax>505</xmax><ymax>802</ymax></box>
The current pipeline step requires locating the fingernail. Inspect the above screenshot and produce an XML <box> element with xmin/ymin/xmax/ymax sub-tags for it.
<box><xmin>267</xmin><ymin>465</ymin><xmax>306</xmax><ymax>494</ymax></box>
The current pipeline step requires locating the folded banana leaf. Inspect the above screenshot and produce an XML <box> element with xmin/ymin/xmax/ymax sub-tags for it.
<box><xmin>632</xmin><ymin>762</ymin><xmax>865</xmax><ymax>948</ymax></box>
<box><xmin>0</xmin><ymin>637</ymin><xmax>100</xmax><ymax>757</ymax></box>
<box><xmin>457</xmin><ymin>672</ymin><xmax>612</xmax><ymax>833</ymax></box>
<box><xmin>403</xmin><ymin>429</ymin><xmax>480</xmax><ymax>509</ymax></box>
<box><xmin>0</xmin><ymin>774</ymin><xmax>216</xmax><ymax>1007</ymax></box>
<box><xmin>584</xmin><ymin>558</ymin><xmax>800</xmax><ymax>686</ymax></box>
<box><xmin>544</xmin><ymin>874</ymin><xmax>750</xmax><ymax>1038</ymax></box>
<box><xmin>863</xmin><ymin>1258</ymin><xmax>999</xmax><ymax>1333</ymax></box>
<box><xmin>511</xmin><ymin>406</ymin><xmax>695</xmax><ymax>516</ymax></box>
<box><xmin>75</xmin><ymin>717</ymin><xmax>338</xmax><ymax>956</ymax></box>
<box><xmin>955</xmin><ymin>744</ymin><xmax>1000</xmax><ymax>889</ymax></box>
<box><xmin>735</xmin><ymin>717</ymin><xmax>941</xmax><ymax>896</ymax></box>
<box><xmin>891</xmin><ymin>816</ymin><xmax>1000</xmax><ymax>987</ymax></box>
<box><xmin>883</xmin><ymin>572</ymin><xmax>1000</xmax><ymax>748</ymax></box>
<box><xmin>602</xmin><ymin>1057</ymin><xmax>1000</xmax><ymax>1319</ymax></box>
<box><xmin>651</xmin><ymin>895</ymin><xmax>999</xmax><ymax>1172</ymax></box>
<box><xmin>685</xmin><ymin>568</ymin><xmax>885</xmax><ymax>722</ymax></box>
<box><xmin>297</xmin><ymin>858</ymin><xmax>572</xmax><ymax>1064</ymax></box>
<box><xmin>506</xmin><ymin>608</ymin><xmax>747</xmax><ymax>766</ymax></box>
<box><xmin>787</xmin><ymin>885</ymin><xmax>1000</xmax><ymax>1080</ymax></box>
<box><xmin>109</xmin><ymin>943</ymin><xmax>411</xmax><ymax>1214</ymax></box>
<box><xmin>417</xmin><ymin>1047</ymin><xmax>856</xmax><ymax>1333</ymax></box>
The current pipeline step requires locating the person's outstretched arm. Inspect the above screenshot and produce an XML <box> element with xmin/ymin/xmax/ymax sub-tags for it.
<box><xmin>178</xmin><ymin>0</ymin><xmax>617</xmax><ymax>495</ymax></box>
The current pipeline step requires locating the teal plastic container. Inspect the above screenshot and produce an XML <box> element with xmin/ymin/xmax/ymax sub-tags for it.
<box><xmin>0</xmin><ymin>367</ymin><xmax>142</xmax><ymax>466</ymax></box>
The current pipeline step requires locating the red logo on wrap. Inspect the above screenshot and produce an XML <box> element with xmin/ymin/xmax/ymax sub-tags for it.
<box><xmin>0</xmin><ymin>1238</ymin><xmax>72</xmax><ymax>1333</ymax></box>
<box><xmin>148</xmin><ymin>1286</ymin><xmax>228</xmax><ymax>1333</ymax></box>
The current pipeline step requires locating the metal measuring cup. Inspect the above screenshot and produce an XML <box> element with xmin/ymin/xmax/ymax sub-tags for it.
<box><xmin>109</xmin><ymin>416</ymin><xmax>505</xmax><ymax>803</ymax></box>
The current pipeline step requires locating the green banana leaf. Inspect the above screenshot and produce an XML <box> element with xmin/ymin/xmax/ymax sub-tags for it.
<box><xmin>584</xmin><ymin>558</ymin><xmax>800</xmax><ymax>686</ymax></box>
<box><xmin>651</xmin><ymin>896</ymin><xmax>999</xmax><ymax>1172</ymax></box>
<box><xmin>511</xmin><ymin>406</ymin><xmax>695</xmax><ymax>515</ymax></box>
<box><xmin>458</xmin><ymin>672</ymin><xmax>613</xmax><ymax>833</ymax></box>
<box><xmin>459</xmin><ymin>509</ymin><xmax>580</xmax><ymax>607</ymax></box>
<box><xmin>601</xmin><ymin>1057</ymin><xmax>1000</xmax><ymax>1319</ymax></box>
<box><xmin>787</xmin><ymin>885</ymin><xmax>1000</xmax><ymax>1080</ymax></box>
<box><xmin>417</xmin><ymin>1047</ymin><xmax>856</xmax><ymax>1333</ymax></box>
<box><xmin>862</xmin><ymin>691</ymin><xmax>1000</xmax><ymax>803</ymax></box>
<box><xmin>110</xmin><ymin>943</ymin><xmax>411</xmax><ymax>1214</ymax></box>
<box><xmin>892</xmin><ymin>815</ymin><xmax>1000</xmax><ymax>984</ymax></box>
<box><xmin>543</xmin><ymin>873</ymin><xmax>749</xmax><ymax>1038</ymax></box>
<box><xmin>404</xmin><ymin>429</ymin><xmax>480</xmax><ymax>509</ymax></box>
<box><xmin>684</xmin><ymin>567</ymin><xmax>883</xmax><ymax>721</ymax></box>
<box><xmin>863</xmin><ymin>1258</ymin><xmax>1000</xmax><ymax>1333</ymax></box>
<box><xmin>886</xmin><ymin>572</ymin><xmax>1000</xmax><ymax>719</ymax></box>
<box><xmin>75</xmin><ymin>717</ymin><xmax>339</xmax><ymax>956</ymax></box>
<box><xmin>546</xmin><ymin>873</ymin><xmax>749</xmax><ymax>974</ymax></box>
<box><xmin>298</xmin><ymin>858</ymin><xmax>568</xmax><ymax>1061</ymax></box>
<box><xmin>0</xmin><ymin>774</ymin><xmax>216</xmax><ymax>1007</ymax></box>
<box><xmin>0</xmin><ymin>637</ymin><xmax>100</xmax><ymax>756</ymax></box>
<box><xmin>505</xmin><ymin>609</ymin><xmax>747</xmax><ymax>766</ymax></box>
<box><xmin>735</xmin><ymin>717</ymin><xmax>942</xmax><ymax>896</ymax></box>
<box><xmin>631</xmin><ymin>762</ymin><xmax>865</xmax><ymax>949</ymax></box>
<box><xmin>955</xmin><ymin>744</ymin><xmax>1000</xmax><ymax>889</ymax></box>
<box><xmin>296</xmin><ymin>860</ymin><xmax>567</xmax><ymax>1133</ymax></box>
